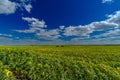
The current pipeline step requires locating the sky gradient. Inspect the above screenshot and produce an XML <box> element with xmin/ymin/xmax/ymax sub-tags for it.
<box><xmin>0</xmin><ymin>0</ymin><xmax>120</xmax><ymax>45</ymax></box>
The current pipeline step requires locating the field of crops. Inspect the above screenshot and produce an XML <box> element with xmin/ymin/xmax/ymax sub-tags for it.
<box><xmin>0</xmin><ymin>45</ymin><xmax>120</xmax><ymax>80</ymax></box>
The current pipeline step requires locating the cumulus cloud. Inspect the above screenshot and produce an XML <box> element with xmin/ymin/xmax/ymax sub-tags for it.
<box><xmin>22</xmin><ymin>17</ymin><xmax>47</xmax><ymax>28</ymax></box>
<box><xmin>0</xmin><ymin>0</ymin><xmax>17</xmax><ymax>14</ymax></box>
<box><xmin>15</xmin><ymin>10</ymin><xmax>120</xmax><ymax>43</ymax></box>
<box><xmin>63</xmin><ymin>14</ymin><xmax>119</xmax><ymax>37</ymax></box>
<box><xmin>107</xmin><ymin>11</ymin><xmax>120</xmax><ymax>24</ymax></box>
<box><xmin>90</xmin><ymin>11</ymin><xmax>120</xmax><ymax>39</ymax></box>
<box><xmin>36</xmin><ymin>29</ymin><xmax>61</xmax><ymax>40</ymax></box>
<box><xmin>0</xmin><ymin>0</ymin><xmax>33</xmax><ymax>14</ymax></box>
<box><xmin>63</xmin><ymin>25</ymin><xmax>92</xmax><ymax>37</ymax></box>
<box><xmin>15</xmin><ymin>17</ymin><xmax>61</xmax><ymax>40</ymax></box>
<box><xmin>102</xmin><ymin>0</ymin><xmax>113</xmax><ymax>3</ymax></box>
<box><xmin>16</xmin><ymin>17</ymin><xmax>47</xmax><ymax>33</ymax></box>
<box><xmin>1</xmin><ymin>0</ymin><xmax>120</xmax><ymax>44</ymax></box>
<box><xmin>94</xmin><ymin>29</ymin><xmax>120</xmax><ymax>38</ymax></box>
<box><xmin>60</xmin><ymin>10</ymin><xmax>120</xmax><ymax>44</ymax></box>
<box><xmin>66</xmin><ymin>10</ymin><xmax>120</xmax><ymax>44</ymax></box>
<box><xmin>90</xmin><ymin>21</ymin><xmax>118</xmax><ymax>31</ymax></box>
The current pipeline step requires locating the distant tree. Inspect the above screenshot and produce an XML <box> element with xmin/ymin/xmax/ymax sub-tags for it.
<box><xmin>61</xmin><ymin>45</ymin><xmax>64</xmax><ymax>47</ymax></box>
<box><xmin>56</xmin><ymin>45</ymin><xmax>59</xmax><ymax>47</ymax></box>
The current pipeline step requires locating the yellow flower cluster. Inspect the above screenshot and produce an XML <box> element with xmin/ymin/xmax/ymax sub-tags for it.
<box><xmin>5</xmin><ymin>69</ymin><xmax>12</xmax><ymax>77</ymax></box>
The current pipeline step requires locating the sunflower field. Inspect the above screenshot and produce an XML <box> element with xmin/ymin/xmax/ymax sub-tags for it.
<box><xmin>0</xmin><ymin>45</ymin><xmax>120</xmax><ymax>80</ymax></box>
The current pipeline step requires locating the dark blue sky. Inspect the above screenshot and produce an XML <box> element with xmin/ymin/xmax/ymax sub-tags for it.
<box><xmin>22</xmin><ymin>0</ymin><xmax>120</xmax><ymax>27</ymax></box>
<box><xmin>26</xmin><ymin>1</ymin><xmax>119</xmax><ymax>22</ymax></box>
<box><xmin>0</xmin><ymin>0</ymin><xmax>120</xmax><ymax>45</ymax></box>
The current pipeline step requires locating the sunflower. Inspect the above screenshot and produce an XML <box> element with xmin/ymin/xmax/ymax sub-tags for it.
<box><xmin>5</xmin><ymin>69</ymin><xmax>12</xmax><ymax>77</ymax></box>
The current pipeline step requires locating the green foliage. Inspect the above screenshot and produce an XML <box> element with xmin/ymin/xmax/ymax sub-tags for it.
<box><xmin>0</xmin><ymin>46</ymin><xmax>120</xmax><ymax>80</ymax></box>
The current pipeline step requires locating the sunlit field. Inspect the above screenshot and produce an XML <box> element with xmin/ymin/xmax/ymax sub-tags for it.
<box><xmin>0</xmin><ymin>45</ymin><xmax>120</xmax><ymax>80</ymax></box>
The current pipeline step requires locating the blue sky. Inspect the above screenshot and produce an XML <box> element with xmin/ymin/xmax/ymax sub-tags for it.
<box><xmin>0</xmin><ymin>0</ymin><xmax>120</xmax><ymax>45</ymax></box>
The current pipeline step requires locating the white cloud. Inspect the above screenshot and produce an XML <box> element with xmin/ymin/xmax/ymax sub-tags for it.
<box><xmin>0</xmin><ymin>0</ymin><xmax>33</xmax><ymax>14</ymax></box>
<box><xmin>18</xmin><ymin>0</ymin><xmax>33</xmax><ymax>13</ymax></box>
<box><xmin>0</xmin><ymin>37</ymin><xmax>41</xmax><ymax>45</ymax></box>
<box><xmin>102</xmin><ymin>0</ymin><xmax>113</xmax><ymax>3</ymax></box>
<box><xmin>15</xmin><ymin>29</ymin><xmax>36</xmax><ymax>33</ymax></box>
<box><xmin>107</xmin><ymin>11</ymin><xmax>120</xmax><ymax>24</ymax></box>
<box><xmin>15</xmin><ymin>10</ymin><xmax>120</xmax><ymax>44</ymax></box>
<box><xmin>63</xmin><ymin>25</ymin><xmax>92</xmax><ymax>37</ymax></box>
<box><xmin>63</xmin><ymin>18</ymin><xmax>118</xmax><ymax>37</ymax></box>
<box><xmin>70</xmin><ymin>38</ymin><xmax>120</xmax><ymax>45</ymax></box>
<box><xmin>91</xmin><ymin>11</ymin><xmax>120</xmax><ymax>39</ymax></box>
<box><xmin>1</xmin><ymin>35</ymin><xmax>120</xmax><ymax>45</ymax></box>
<box><xmin>15</xmin><ymin>17</ymin><xmax>47</xmax><ymax>34</ymax></box>
<box><xmin>0</xmin><ymin>37</ymin><xmax>13</xmax><ymax>45</ymax></box>
<box><xmin>61</xmin><ymin>10</ymin><xmax>120</xmax><ymax>43</ymax></box>
<box><xmin>0</xmin><ymin>33</ymin><xmax>12</xmax><ymax>37</ymax></box>
<box><xmin>68</xmin><ymin>10</ymin><xmax>120</xmax><ymax>44</ymax></box>
<box><xmin>0</xmin><ymin>0</ymin><xmax>17</xmax><ymax>14</ymax></box>
<box><xmin>36</xmin><ymin>29</ymin><xmax>61</xmax><ymax>40</ymax></box>
<box><xmin>16</xmin><ymin>17</ymin><xmax>47</xmax><ymax>33</ymax></box>
<box><xmin>0</xmin><ymin>36</ymin><xmax>66</xmax><ymax>45</ymax></box>
<box><xmin>22</xmin><ymin>17</ymin><xmax>47</xmax><ymax>28</ymax></box>
<box><xmin>15</xmin><ymin>17</ymin><xmax>61</xmax><ymax>40</ymax></box>
<box><xmin>59</xmin><ymin>26</ymin><xmax>65</xmax><ymax>30</ymax></box>
<box><xmin>90</xmin><ymin>21</ymin><xmax>118</xmax><ymax>31</ymax></box>
<box><xmin>16</xmin><ymin>10</ymin><xmax>120</xmax><ymax>41</ymax></box>
<box><xmin>94</xmin><ymin>29</ymin><xmax>120</xmax><ymax>38</ymax></box>
<box><xmin>24</xmin><ymin>4</ymin><xmax>32</xmax><ymax>13</ymax></box>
